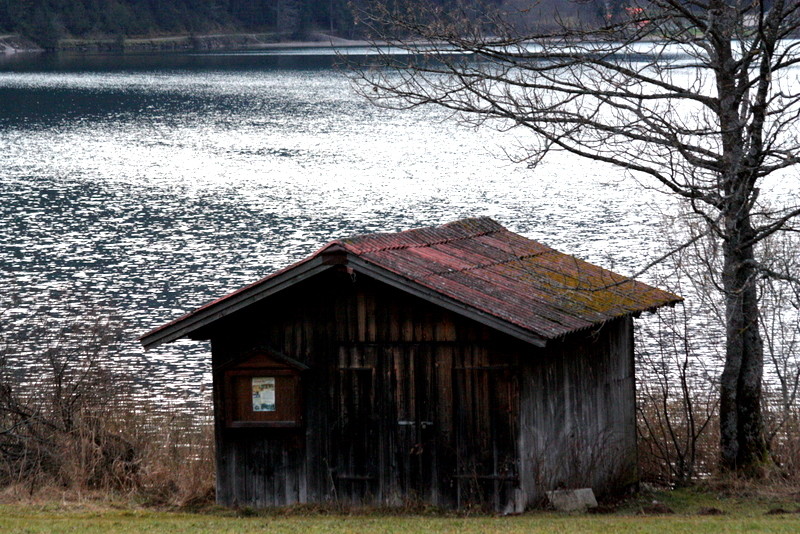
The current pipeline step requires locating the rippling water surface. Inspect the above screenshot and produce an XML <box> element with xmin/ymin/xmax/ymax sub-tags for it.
<box><xmin>1</xmin><ymin>50</ymin><xmax>765</xmax><ymax>404</ymax></box>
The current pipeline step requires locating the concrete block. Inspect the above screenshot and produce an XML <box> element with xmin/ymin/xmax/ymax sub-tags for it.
<box><xmin>546</xmin><ymin>488</ymin><xmax>598</xmax><ymax>512</ymax></box>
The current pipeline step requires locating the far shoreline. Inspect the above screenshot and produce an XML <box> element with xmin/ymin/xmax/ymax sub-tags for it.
<box><xmin>1</xmin><ymin>31</ymin><xmax>376</xmax><ymax>56</ymax></box>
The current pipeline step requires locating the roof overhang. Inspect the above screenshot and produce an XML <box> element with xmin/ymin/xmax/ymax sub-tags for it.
<box><xmin>141</xmin><ymin>250</ymin><xmax>548</xmax><ymax>350</ymax></box>
<box><xmin>140</xmin><ymin>255</ymin><xmax>332</xmax><ymax>350</ymax></box>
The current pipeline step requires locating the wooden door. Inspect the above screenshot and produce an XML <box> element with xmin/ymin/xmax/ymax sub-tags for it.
<box><xmin>391</xmin><ymin>345</ymin><xmax>436</xmax><ymax>501</ymax></box>
<box><xmin>452</xmin><ymin>362</ymin><xmax>519</xmax><ymax>510</ymax></box>
<box><xmin>331</xmin><ymin>346</ymin><xmax>380</xmax><ymax>502</ymax></box>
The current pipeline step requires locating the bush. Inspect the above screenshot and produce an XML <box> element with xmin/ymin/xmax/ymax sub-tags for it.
<box><xmin>0</xmin><ymin>307</ymin><xmax>214</xmax><ymax>505</ymax></box>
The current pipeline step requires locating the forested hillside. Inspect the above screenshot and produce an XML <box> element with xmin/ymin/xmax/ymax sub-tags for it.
<box><xmin>0</xmin><ymin>1</ymin><xmax>338</xmax><ymax>47</ymax></box>
<box><xmin>0</xmin><ymin>0</ymin><xmax>419</xmax><ymax>47</ymax></box>
<box><xmin>0</xmin><ymin>0</ymin><xmax>616</xmax><ymax>49</ymax></box>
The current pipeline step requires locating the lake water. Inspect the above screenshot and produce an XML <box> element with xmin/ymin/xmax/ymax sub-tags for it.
<box><xmin>0</xmin><ymin>49</ymin><xmax>786</xmax><ymax>405</ymax></box>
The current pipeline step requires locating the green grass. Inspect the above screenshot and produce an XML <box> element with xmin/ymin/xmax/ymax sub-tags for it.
<box><xmin>0</xmin><ymin>488</ymin><xmax>798</xmax><ymax>534</ymax></box>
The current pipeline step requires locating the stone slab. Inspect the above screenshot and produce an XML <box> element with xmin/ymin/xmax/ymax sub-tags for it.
<box><xmin>546</xmin><ymin>488</ymin><xmax>598</xmax><ymax>512</ymax></box>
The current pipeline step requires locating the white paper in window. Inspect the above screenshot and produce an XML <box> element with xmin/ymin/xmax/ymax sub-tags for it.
<box><xmin>252</xmin><ymin>377</ymin><xmax>276</xmax><ymax>412</ymax></box>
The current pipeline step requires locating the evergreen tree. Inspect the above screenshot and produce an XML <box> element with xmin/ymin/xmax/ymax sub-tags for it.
<box><xmin>2</xmin><ymin>0</ymin><xmax>610</xmax><ymax>45</ymax></box>
<box><xmin>27</xmin><ymin>6</ymin><xmax>61</xmax><ymax>49</ymax></box>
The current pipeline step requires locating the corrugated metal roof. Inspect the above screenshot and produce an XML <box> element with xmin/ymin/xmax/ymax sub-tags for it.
<box><xmin>340</xmin><ymin>217</ymin><xmax>680</xmax><ymax>338</ymax></box>
<box><xmin>141</xmin><ymin>217</ymin><xmax>681</xmax><ymax>349</ymax></box>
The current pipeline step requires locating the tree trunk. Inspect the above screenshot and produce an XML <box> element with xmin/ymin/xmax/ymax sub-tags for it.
<box><xmin>719</xmin><ymin>212</ymin><xmax>767</xmax><ymax>473</ymax></box>
<box><xmin>712</xmin><ymin>0</ymin><xmax>768</xmax><ymax>473</ymax></box>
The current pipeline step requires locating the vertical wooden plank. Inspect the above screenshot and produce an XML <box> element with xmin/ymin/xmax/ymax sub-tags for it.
<box><xmin>274</xmin><ymin>442</ymin><xmax>286</xmax><ymax>506</ymax></box>
<box><xmin>388</xmin><ymin>298</ymin><xmax>401</xmax><ymax>341</ymax></box>
<box><xmin>393</xmin><ymin>344</ymin><xmax>409</xmax><ymax>496</ymax></box>
<box><xmin>386</xmin><ymin>345</ymin><xmax>401</xmax><ymax>505</ymax></box>
<box><xmin>402</xmin><ymin>302</ymin><xmax>414</xmax><ymax>342</ymax></box>
<box><xmin>375</xmin><ymin>344</ymin><xmax>386</xmax><ymax>504</ymax></box>
<box><xmin>436</xmin><ymin>314</ymin><xmax>456</xmax><ymax>342</ymax></box>
<box><xmin>419</xmin><ymin>343</ymin><xmax>436</xmax><ymax>503</ymax></box>
<box><xmin>293</xmin><ymin>310</ymin><xmax>303</xmax><ymax>360</ymax></box>
<box><xmin>366</xmin><ymin>290</ymin><xmax>377</xmax><ymax>343</ymax></box>
<box><xmin>413</xmin><ymin>308</ymin><xmax>424</xmax><ymax>341</ymax></box>
<box><xmin>283</xmin><ymin>448</ymin><xmax>295</xmax><ymax>505</ymax></box>
<box><xmin>357</xmin><ymin>291</ymin><xmax>367</xmax><ymax>342</ymax></box>
<box><xmin>434</xmin><ymin>343</ymin><xmax>455</xmax><ymax>508</ymax></box>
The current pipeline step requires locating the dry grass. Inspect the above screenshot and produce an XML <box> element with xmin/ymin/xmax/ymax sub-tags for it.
<box><xmin>637</xmin><ymin>389</ymin><xmax>800</xmax><ymax>490</ymax></box>
<box><xmin>0</xmin><ymin>405</ymin><xmax>216</xmax><ymax>507</ymax></box>
<box><xmin>0</xmin><ymin>312</ymin><xmax>215</xmax><ymax>507</ymax></box>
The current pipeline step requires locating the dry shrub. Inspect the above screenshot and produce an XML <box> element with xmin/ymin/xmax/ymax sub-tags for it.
<box><xmin>636</xmin><ymin>391</ymin><xmax>719</xmax><ymax>486</ymax></box>
<box><xmin>135</xmin><ymin>408</ymin><xmax>215</xmax><ymax>507</ymax></box>
<box><xmin>0</xmin><ymin>307</ymin><xmax>215</xmax><ymax>505</ymax></box>
<box><xmin>635</xmin><ymin>300</ymin><xmax>720</xmax><ymax>487</ymax></box>
<box><xmin>637</xmin><ymin>384</ymin><xmax>800</xmax><ymax>488</ymax></box>
<box><xmin>766</xmin><ymin>408</ymin><xmax>800</xmax><ymax>485</ymax></box>
<box><xmin>0</xmin><ymin>314</ymin><xmax>136</xmax><ymax>492</ymax></box>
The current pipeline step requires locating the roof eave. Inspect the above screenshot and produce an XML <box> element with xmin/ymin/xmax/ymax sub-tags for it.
<box><xmin>551</xmin><ymin>296</ymin><xmax>684</xmax><ymax>340</ymax></box>
<box><xmin>140</xmin><ymin>255</ymin><xmax>332</xmax><ymax>350</ymax></box>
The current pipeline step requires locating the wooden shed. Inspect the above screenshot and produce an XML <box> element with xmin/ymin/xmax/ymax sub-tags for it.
<box><xmin>141</xmin><ymin>218</ymin><xmax>680</xmax><ymax>511</ymax></box>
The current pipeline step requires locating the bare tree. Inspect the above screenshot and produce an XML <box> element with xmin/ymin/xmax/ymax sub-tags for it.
<box><xmin>0</xmin><ymin>305</ymin><xmax>136</xmax><ymax>490</ymax></box>
<box><xmin>351</xmin><ymin>0</ymin><xmax>800</xmax><ymax>474</ymax></box>
<box><xmin>758</xmin><ymin>230</ymin><xmax>800</xmax><ymax>449</ymax></box>
<box><xmin>636</xmin><ymin>303</ymin><xmax>718</xmax><ymax>486</ymax></box>
<box><xmin>635</xmin><ymin>215</ymin><xmax>720</xmax><ymax>486</ymax></box>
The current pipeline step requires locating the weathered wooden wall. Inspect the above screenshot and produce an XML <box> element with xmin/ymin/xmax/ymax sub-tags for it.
<box><xmin>518</xmin><ymin>317</ymin><xmax>637</xmax><ymax>505</ymax></box>
<box><xmin>207</xmin><ymin>268</ymin><xmax>636</xmax><ymax>510</ymax></box>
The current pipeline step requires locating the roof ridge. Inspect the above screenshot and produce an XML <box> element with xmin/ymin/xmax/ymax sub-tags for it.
<box><xmin>354</xmin><ymin>228</ymin><xmax>503</xmax><ymax>255</ymax></box>
<box><xmin>420</xmin><ymin>251</ymin><xmax>551</xmax><ymax>278</ymax></box>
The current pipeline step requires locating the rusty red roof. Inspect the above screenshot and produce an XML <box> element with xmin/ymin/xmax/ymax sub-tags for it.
<box><xmin>141</xmin><ymin>217</ymin><xmax>681</xmax><ymax>349</ymax></box>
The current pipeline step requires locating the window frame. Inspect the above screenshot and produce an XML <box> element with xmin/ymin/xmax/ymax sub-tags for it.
<box><xmin>222</xmin><ymin>356</ymin><xmax>305</xmax><ymax>429</ymax></box>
